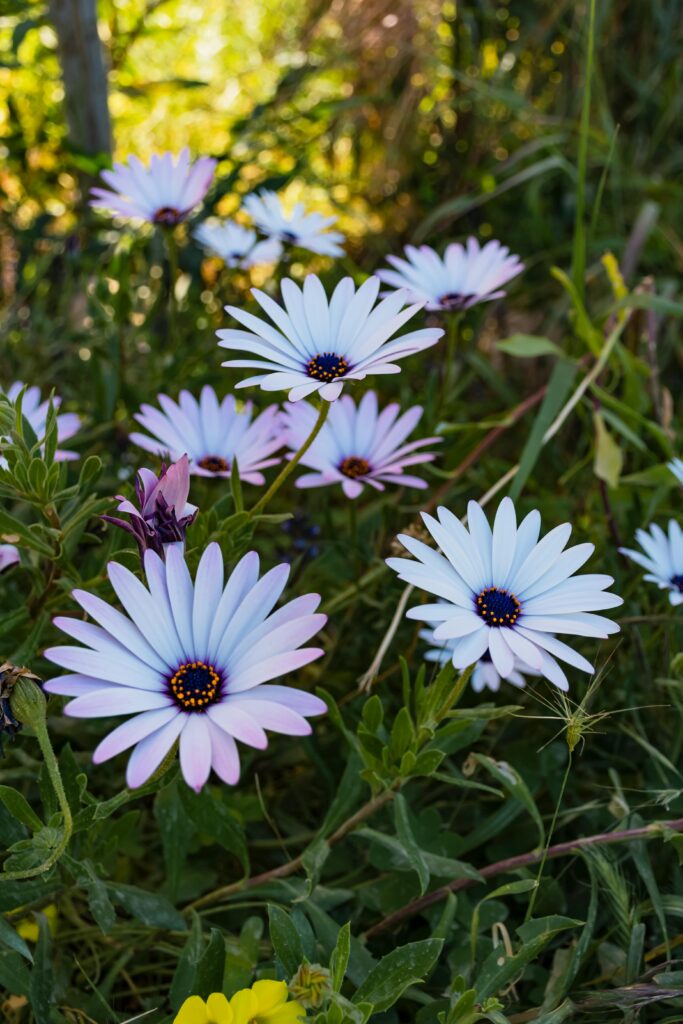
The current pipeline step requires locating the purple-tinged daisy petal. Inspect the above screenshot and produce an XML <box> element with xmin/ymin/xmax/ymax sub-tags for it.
<box><xmin>45</xmin><ymin>545</ymin><xmax>326</xmax><ymax>790</ymax></box>
<box><xmin>281</xmin><ymin>391</ymin><xmax>440</xmax><ymax>498</ymax></box>
<box><xmin>388</xmin><ymin>497</ymin><xmax>621</xmax><ymax>691</ymax></box>
<box><xmin>218</xmin><ymin>275</ymin><xmax>443</xmax><ymax>401</ymax></box>
<box><xmin>378</xmin><ymin>238</ymin><xmax>523</xmax><ymax>311</ymax></box>
<box><xmin>620</xmin><ymin>519</ymin><xmax>683</xmax><ymax>607</ymax></box>
<box><xmin>90</xmin><ymin>150</ymin><xmax>216</xmax><ymax>226</ymax></box>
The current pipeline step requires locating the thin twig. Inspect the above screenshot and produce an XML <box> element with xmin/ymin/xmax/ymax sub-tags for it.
<box><xmin>187</xmin><ymin>786</ymin><xmax>398</xmax><ymax>911</ymax></box>
<box><xmin>364</xmin><ymin>816</ymin><xmax>683</xmax><ymax>939</ymax></box>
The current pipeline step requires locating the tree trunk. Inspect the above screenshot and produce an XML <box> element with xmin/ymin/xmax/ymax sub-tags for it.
<box><xmin>48</xmin><ymin>0</ymin><xmax>112</xmax><ymax>163</ymax></box>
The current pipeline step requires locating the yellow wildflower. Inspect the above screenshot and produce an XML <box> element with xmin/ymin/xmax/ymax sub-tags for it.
<box><xmin>174</xmin><ymin>994</ymin><xmax>233</xmax><ymax>1024</ymax></box>
<box><xmin>15</xmin><ymin>903</ymin><xmax>58</xmax><ymax>943</ymax></box>
<box><xmin>230</xmin><ymin>980</ymin><xmax>305</xmax><ymax>1023</ymax></box>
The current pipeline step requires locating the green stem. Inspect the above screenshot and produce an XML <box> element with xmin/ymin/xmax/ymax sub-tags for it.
<box><xmin>525</xmin><ymin>751</ymin><xmax>573</xmax><ymax>921</ymax></box>
<box><xmin>250</xmin><ymin>398</ymin><xmax>330</xmax><ymax>518</ymax></box>
<box><xmin>570</xmin><ymin>0</ymin><xmax>597</xmax><ymax>299</ymax></box>
<box><xmin>438</xmin><ymin>312</ymin><xmax>462</xmax><ymax>417</ymax></box>
<box><xmin>163</xmin><ymin>227</ymin><xmax>181</xmax><ymax>348</ymax></box>
<box><xmin>2</xmin><ymin>719</ymin><xmax>73</xmax><ymax>881</ymax></box>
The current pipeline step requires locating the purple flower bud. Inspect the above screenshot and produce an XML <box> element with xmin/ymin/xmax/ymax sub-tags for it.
<box><xmin>103</xmin><ymin>455</ymin><xmax>198</xmax><ymax>560</ymax></box>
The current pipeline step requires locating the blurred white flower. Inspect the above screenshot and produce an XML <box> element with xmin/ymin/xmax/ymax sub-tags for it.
<box><xmin>90</xmin><ymin>149</ymin><xmax>216</xmax><ymax>226</ymax></box>
<box><xmin>387</xmin><ymin>496</ymin><xmax>622</xmax><ymax>691</ymax></box>
<box><xmin>669</xmin><ymin>458</ymin><xmax>683</xmax><ymax>486</ymax></box>
<box><xmin>243</xmin><ymin>190</ymin><xmax>345</xmax><ymax>257</ymax></box>
<box><xmin>620</xmin><ymin>521</ymin><xmax>683</xmax><ymax>607</ymax></box>
<box><xmin>282</xmin><ymin>390</ymin><xmax>440</xmax><ymax>498</ymax></box>
<box><xmin>194</xmin><ymin>219</ymin><xmax>282</xmax><ymax>269</ymax></box>
<box><xmin>2</xmin><ymin>382</ymin><xmax>80</xmax><ymax>464</ymax></box>
<box><xmin>218</xmin><ymin>274</ymin><xmax>443</xmax><ymax>402</ymax></box>
<box><xmin>377</xmin><ymin>238</ymin><xmax>524</xmax><ymax>312</ymax></box>
<box><xmin>0</xmin><ymin>545</ymin><xmax>20</xmax><ymax>572</ymax></box>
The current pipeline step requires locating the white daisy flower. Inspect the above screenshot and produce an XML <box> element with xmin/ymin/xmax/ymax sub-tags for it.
<box><xmin>669</xmin><ymin>458</ymin><xmax>683</xmax><ymax>486</ymax></box>
<box><xmin>243</xmin><ymin>190</ymin><xmax>345</xmax><ymax>257</ymax></box>
<box><xmin>387</xmin><ymin>496</ymin><xmax>622</xmax><ymax>691</ymax></box>
<box><xmin>620</xmin><ymin>522</ymin><xmax>683</xmax><ymax>606</ymax></box>
<box><xmin>129</xmin><ymin>386</ymin><xmax>283</xmax><ymax>483</ymax></box>
<box><xmin>377</xmin><ymin>238</ymin><xmax>524</xmax><ymax>312</ymax></box>
<box><xmin>194</xmin><ymin>219</ymin><xmax>283</xmax><ymax>269</ymax></box>
<box><xmin>421</xmin><ymin>625</ymin><xmax>537</xmax><ymax>692</ymax></box>
<box><xmin>217</xmin><ymin>274</ymin><xmax>443</xmax><ymax>402</ymax></box>
<box><xmin>281</xmin><ymin>390</ymin><xmax>440</xmax><ymax>498</ymax></box>
<box><xmin>44</xmin><ymin>543</ymin><xmax>328</xmax><ymax>791</ymax></box>
<box><xmin>90</xmin><ymin>149</ymin><xmax>217</xmax><ymax>226</ymax></box>
<box><xmin>2</xmin><ymin>382</ymin><xmax>80</xmax><ymax>464</ymax></box>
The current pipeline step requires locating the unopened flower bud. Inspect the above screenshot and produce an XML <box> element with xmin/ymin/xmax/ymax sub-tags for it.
<box><xmin>4</xmin><ymin>665</ymin><xmax>45</xmax><ymax>729</ymax></box>
<box><xmin>289</xmin><ymin>962</ymin><xmax>331</xmax><ymax>1009</ymax></box>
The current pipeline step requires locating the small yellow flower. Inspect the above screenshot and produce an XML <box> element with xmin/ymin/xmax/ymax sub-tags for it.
<box><xmin>174</xmin><ymin>993</ymin><xmax>233</xmax><ymax>1024</ymax></box>
<box><xmin>230</xmin><ymin>980</ymin><xmax>305</xmax><ymax>1023</ymax></box>
<box><xmin>15</xmin><ymin>904</ymin><xmax>58</xmax><ymax>943</ymax></box>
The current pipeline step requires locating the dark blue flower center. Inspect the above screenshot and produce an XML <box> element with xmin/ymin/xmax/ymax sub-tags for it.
<box><xmin>153</xmin><ymin>206</ymin><xmax>183</xmax><ymax>226</ymax></box>
<box><xmin>439</xmin><ymin>292</ymin><xmax>476</xmax><ymax>311</ymax></box>
<box><xmin>198</xmin><ymin>455</ymin><xmax>230</xmax><ymax>474</ymax></box>
<box><xmin>307</xmin><ymin>352</ymin><xmax>349</xmax><ymax>382</ymax></box>
<box><xmin>475</xmin><ymin>586</ymin><xmax>521</xmax><ymax>627</ymax></box>
<box><xmin>168</xmin><ymin>661</ymin><xmax>222</xmax><ymax>711</ymax></box>
<box><xmin>671</xmin><ymin>575</ymin><xmax>683</xmax><ymax>593</ymax></box>
<box><xmin>340</xmin><ymin>456</ymin><xmax>370</xmax><ymax>479</ymax></box>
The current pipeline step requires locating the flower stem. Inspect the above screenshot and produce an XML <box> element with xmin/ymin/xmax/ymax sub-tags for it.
<box><xmin>525</xmin><ymin>750</ymin><xmax>572</xmax><ymax>921</ymax></box>
<box><xmin>438</xmin><ymin>311</ymin><xmax>463</xmax><ymax>417</ymax></box>
<box><xmin>2</xmin><ymin>717</ymin><xmax>73</xmax><ymax>881</ymax></box>
<box><xmin>163</xmin><ymin>227</ymin><xmax>181</xmax><ymax>349</ymax></box>
<box><xmin>250</xmin><ymin>398</ymin><xmax>330</xmax><ymax>518</ymax></box>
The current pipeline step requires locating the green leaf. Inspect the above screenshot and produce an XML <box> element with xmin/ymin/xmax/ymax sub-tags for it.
<box><xmin>0</xmin><ymin>950</ymin><xmax>31</xmax><ymax>995</ymax></box>
<box><xmin>230</xmin><ymin>456</ymin><xmax>244</xmax><ymax>512</ymax></box>
<box><xmin>195</xmin><ymin>928</ymin><xmax>227</xmax><ymax>998</ymax></box>
<box><xmin>28</xmin><ymin>912</ymin><xmax>53</xmax><ymax>1022</ymax></box>
<box><xmin>352</xmin><ymin>938</ymin><xmax>443</xmax><ymax>1012</ymax></box>
<box><xmin>472</xmin><ymin>754</ymin><xmax>545</xmax><ymax>847</ymax></box>
<box><xmin>593</xmin><ymin>411</ymin><xmax>623</xmax><ymax>488</ymax></box>
<box><xmin>476</xmin><ymin>916</ymin><xmax>583</xmax><ymax>1002</ymax></box>
<box><xmin>0</xmin><ymin>915</ymin><xmax>32</xmax><ymax>961</ymax></box>
<box><xmin>393</xmin><ymin>794</ymin><xmax>430</xmax><ymax>896</ymax></box>
<box><xmin>298</xmin><ymin>835</ymin><xmax>330</xmax><ymax>899</ymax></box>
<box><xmin>154</xmin><ymin>780</ymin><xmax>195</xmax><ymax>899</ymax></box>
<box><xmin>179</xmin><ymin>786</ymin><xmax>249</xmax><ymax>873</ymax></box>
<box><xmin>170</xmin><ymin>911</ymin><xmax>205</xmax><ymax>1011</ymax></box>
<box><xmin>0</xmin><ymin>785</ymin><xmax>42</xmax><ymax>832</ymax></box>
<box><xmin>268</xmin><ymin>904</ymin><xmax>304</xmax><ymax>975</ymax></box>
<box><xmin>496</xmin><ymin>334</ymin><xmax>564</xmax><ymax>358</ymax></box>
<box><xmin>330</xmin><ymin>921</ymin><xmax>351</xmax><ymax>992</ymax></box>
<box><xmin>508</xmin><ymin>358</ymin><xmax>577</xmax><ymax>503</ymax></box>
<box><xmin>470</xmin><ymin>879</ymin><xmax>537</xmax><ymax>960</ymax></box>
<box><xmin>107</xmin><ymin>883</ymin><xmax>184</xmax><ymax>929</ymax></box>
